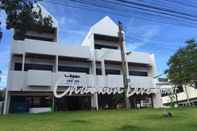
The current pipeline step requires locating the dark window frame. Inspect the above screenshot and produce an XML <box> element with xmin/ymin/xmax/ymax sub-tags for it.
<box><xmin>58</xmin><ymin>66</ymin><xmax>89</xmax><ymax>74</ymax></box>
<box><xmin>106</xmin><ymin>69</ymin><xmax>120</xmax><ymax>75</ymax></box>
<box><xmin>14</xmin><ymin>63</ymin><xmax>22</xmax><ymax>71</ymax></box>
<box><xmin>24</xmin><ymin>63</ymin><xmax>53</xmax><ymax>71</ymax></box>
<box><xmin>129</xmin><ymin>71</ymin><xmax>148</xmax><ymax>77</ymax></box>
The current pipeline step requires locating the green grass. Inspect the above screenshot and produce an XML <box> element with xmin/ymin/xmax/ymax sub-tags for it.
<box><xmin>0</xmin><ymin>108</ymin><xmax>197</xmax><ymax>131</ymax></box>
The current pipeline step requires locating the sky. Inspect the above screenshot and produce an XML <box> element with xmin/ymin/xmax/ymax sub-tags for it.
<box><xmin>1</xmin><ymin>0</ymin><xmax>197</xmax><ymax>88</ymax></box>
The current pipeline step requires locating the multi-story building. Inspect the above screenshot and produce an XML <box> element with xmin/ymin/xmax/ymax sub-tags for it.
<box><xmin>3</xmin><ymin>10</ymin><xmax>161</xmax><ymax>114</ymax></box>
<box><xmin>159</xmin><ymin>79</ymin><xmax>197</xmax><ymax>106</ymax></box>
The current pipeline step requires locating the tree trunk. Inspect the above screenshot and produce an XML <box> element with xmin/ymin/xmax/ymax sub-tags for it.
<box><xmin>174</xmin><ymin>86</ymin><xmax>178</xmax><ymax>107</ymax></box>
<box><xmin>125</xmin><ymin>96</ymin><xmax>130</xmax><ymax>109</ymax></box>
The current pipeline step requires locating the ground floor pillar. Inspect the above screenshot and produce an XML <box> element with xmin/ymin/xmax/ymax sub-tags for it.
<box><xmin>152</xmin><ymin>89</ymin><xmax>162</xmax><ymax>108</ymax></box>
<box><xmin>91</xmin><ymin>93</ymin><xmax>98</xmax><ymax>110</ymax></box>
<box><xmin>3</xmin><ymin>90</ymin><xmax>10</xmax><ymax>115</ymax></box>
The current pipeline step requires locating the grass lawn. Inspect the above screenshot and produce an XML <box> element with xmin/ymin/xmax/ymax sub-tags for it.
<box><xmin>0</xmin><ymin>108</ymin><xmax>197</xmax><ymax>131</ymax></box>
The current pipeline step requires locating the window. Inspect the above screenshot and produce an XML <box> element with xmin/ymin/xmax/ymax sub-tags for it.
<box><xmin>95</xmin><ymin>44</ymin><xmax>118</xmax><ymax>49</ymax></box>
<box><xmin>58</xmin><ymin>66</ymin><xmax>89</xmax><ymax>74</ymax></box>
<box><xmin>96</xmin><ymin>69</ymin><xmax>102</xmax><ymax>75</ymax></box>
<box><xmin>194</xmin><ymin>82</ymin><xmax>197</xmax><ymax>89</ymax></box>
<box><xmin>24</xmin><ymin>63</ymin><xmax>53</xmax><ymax>71</ymax></box>
<box><xmin>14</xmin><ymin>63</ymin><xmax>53</xmax><ymax>71</ymax></box>
<box><xmin>106</xmin><ymin>69</ymin><xmax>120</xmax><ymax>75</ymax></box>
<box><xmin>14</xmin><ymin>63</ymin><xmax>22</xmax><ymax>71</ymax></box>
<box><xmin>27</xmin><ymin>96</ymin><xmax>51</xmax><ymax>108</ymax></box>
<box><xmin>25</xmin><ymin>35</ymin><xmax>54</xmax><ymax>41</ymax></box>
<box><xmin>161</xmin><ymin>93</ymin><xmax>169</xmax><ymax>97</ymax></box>
<box><xmin>129</xmin><ymin>71</ymin><xmax>148</xmax><ymax>76</ymax></box>
<box><xmin>176</xmin><ymin>85</ymin><xmax>184</xmax><ymax>93</ymax></box>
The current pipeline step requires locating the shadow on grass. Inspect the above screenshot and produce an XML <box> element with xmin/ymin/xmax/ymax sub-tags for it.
<box><xmin>188</xmin><ymin>123</ymin><xmax>197</xmax><ymax>128</ymax></box>
<box><xmin>117</xmin><ymin>124</ymin><xmax>146</xmax><ymax>131</ymax></box>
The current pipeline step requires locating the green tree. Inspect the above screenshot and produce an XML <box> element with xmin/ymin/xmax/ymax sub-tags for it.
<box><xmin>166</xmin><ymin>39</ymin><xmax>197</xmax><ymax>106</ymax></box>
<box><xmin>0</xmin><ymin>0</ymin><xmax>54</xmax><ymax>40</ymax></box>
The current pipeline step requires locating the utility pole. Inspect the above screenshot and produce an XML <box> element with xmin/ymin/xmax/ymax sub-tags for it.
<box><xmin>0</xmin><ymin>22</ymin><xmax>2</xmax><ymax>40</ymax></box>
<box><xmin>118</xmin><ymin>22</ymin><xmax>130</xmax><ymax>109</ymax></box>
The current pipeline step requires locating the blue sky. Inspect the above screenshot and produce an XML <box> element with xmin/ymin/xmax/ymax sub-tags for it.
<box><xmin>1</xmin><ymin>0</ymin><xmax>197</xmax><ymax>88</ymax></box>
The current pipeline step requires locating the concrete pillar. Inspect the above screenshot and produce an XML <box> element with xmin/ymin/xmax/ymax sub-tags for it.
<box><xmin>101</xmin><ymin>59</ymin><xmax>105</xmax><ymax>75</ymax></box>
<box><xmin>52</xmin><ymin>94</ymin><xmax>55</xmax><ymax>112</ymax></box>
<box><xmin>3</xmin><ymin>90</ymin><xmax>10</xmax><ymax>115</ymax></box>
<box><xmin>153</xmin><ymin>89</ymin><xmax>162</xmax><ymax>108</ymax></box>
<box><xmin>55</xmin><ymin>55</ymin><xmax>58</xmax><ymax>72</ymax></box>
<box><xmin>91</xmin><ymin>94</ymin><xmax>98</xmax><ymax>110</ymax></box>
<box><xmin>92</xmin><ymin>43</ymin><xmax>99</xmax><ymax>110</ymax></box>
<box><xmin>22</xmin><ymin>53</ymin><xmax>26</xmax><ymax>71</ymax></box>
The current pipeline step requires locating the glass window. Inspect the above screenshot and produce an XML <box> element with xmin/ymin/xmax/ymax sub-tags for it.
<box><xmin>58</xmin><ymin>66</ymin><xmax>89</xmax><ymax>74</ymax></box>
<box><xmin>95</xmin><ymin>44</ymin><xmax>118</xmax><ymax>49</ymax></box>
<box><xmin>176</xmin><ymin>85</ymin><xmax>184</xmax><ymax>93</ymax></box>
<box><xmin>194</xmin><ymin>82</ymin><xmax>197</xmax><ymax>89</ymax></box>
<box><xmin>14</xmin><ymin>63</ymin><xmax>22</xmax><ymax>71</ymax></box>
<box><xmin>129</xmin><ymin>71</ymin><xmax>148</xmax><ymax>76</ymax></box>
<box><xmin>96</xmin><ymin>69</ymin><xmax>102</xmax><ymax>75</ymax></box>
<box><xmin>106</xmin><ymin>69</ymin><xmax>120</xmax><ymax>75</ymax></box>
<box><xmin>24</xmin><ymin>63</ymin><xmax>53</xmax><ymax>71</ymax></box>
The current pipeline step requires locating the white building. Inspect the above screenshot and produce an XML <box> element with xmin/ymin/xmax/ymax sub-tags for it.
<box><xmin>159</xmin><ymin>79</ymin><xmax>197</xmax><ymax>106</ymax></box>
<box><xmin>3</xmin><ymin>13</ymin><xmax>162</xmax><ymax>114</ymax></box>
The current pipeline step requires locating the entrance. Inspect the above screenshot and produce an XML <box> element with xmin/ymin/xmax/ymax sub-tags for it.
<box><xmin>98</xmin><ymin>94</ymin><xmax>153</xmax><ymax>109</ymax></box>
<box><xmin>129</xmin><ymin>94</ymin><xmax>153</xmax><ymax>108</ymax></box>
<box><xmin>9</xmin><ymin>95</ymin><xmax>52</xmax><ymax>113</ymax></box>
<box><xmin>55</xmin><ymin>95</ymin><xmax>91</xmax><ymax>111</ymax></box>
<box><xmin>98</xmin><ymin>94</ymin><xmax>125</xmax><ymax>109</ymax></box>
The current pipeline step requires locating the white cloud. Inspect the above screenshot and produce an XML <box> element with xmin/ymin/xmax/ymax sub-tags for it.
<box><xmin>127</xmin><ymin>25</ymin><xmax>160</xmax><ymax>50</ymax></box>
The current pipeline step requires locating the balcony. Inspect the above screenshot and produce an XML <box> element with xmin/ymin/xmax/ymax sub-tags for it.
<box><xmin>7</xmin><ymin>70</ymin><xmax>155</xmax><ymax>91</ymax></box>
<box><xmin>11</xmin><ymin>39</ymin><xmax>91</xmax><ymax>59</ymax></box>
<box><xmin>96</xmin><ymin>48</ymin><xmax>153</xmax><ymax>65</ymax></box>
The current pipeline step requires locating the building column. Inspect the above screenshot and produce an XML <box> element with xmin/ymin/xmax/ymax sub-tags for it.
<box><xmin>52</xmin><ymin>94</ymin><xmax>55</xmax><ymax>112</ymax></box>
<box><xmin>22</xmin><ymin>53</ymin><xmax>26</xmax><ymax>71</ymax></box>
<box><xmin>55</xmin><ymin>55</ymin><xmax>58</xmax><ymax>72</ymax></box>
<box><xmin>101</xmin><ymin>59</ymin><xmax>105</xmax><ymax>75</ymax></box>
<box><xmin>90</xmin><ymin>41</ymin><xmax>98</xmax><ymax>110</ymax></box>
<box><xmin>52</xmin><ymin>55</ymin><xmax>58</xmax><ymax>112</ymax></box>
<box><xmin>3</xmin><ymin>90</ymin><xmax>10</xmax><ymax>115</ymax></box>
<box><xmin>91</xmin><ymin>94</ymin><xmax>98</xmax><ymax>110</ymax></box>
<box><xmin>152</xmin><ymin>89</ymin><xmax>162</xmax><ymax>108</ymax></box>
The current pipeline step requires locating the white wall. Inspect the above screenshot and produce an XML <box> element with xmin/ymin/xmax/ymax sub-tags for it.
<box><xmin>162</xmin><ymin>85</ymin><xmax>197</xmax><ymax>104</ymax></box>
<box><xmin>12</xmin><ymin>39</ymin><xmax>91</xmax><ymax>59</ymax></box>
<box><xmin>7</xmin><ymin>71</ymin><xmax>155</xmax><ymax>91</ymax></box>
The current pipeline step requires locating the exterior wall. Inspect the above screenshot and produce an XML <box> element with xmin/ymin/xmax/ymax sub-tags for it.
<box><xmin>12</xmin><ymin>39</ymin><xmax>91</xmax><ymax>59</ymax></box>
<box><xmin>7</xmin><ymin>71</ymin><xmax>154</xmax><ymax>91</ymax></box>
<box><xmin>162</xmin><ymin>86</ymin><xmax>197</xmax><ymax>105</ymax></box>
<box><xmin>152</xmin><ymin>89</ymin><xmax>163</xmax><ymax>108</ymax></box>
<box><xmin>4</xmin><ymin>16</ymin><xmax>162</xmax><ymax>114</ymax></box>
<box><xmin>95</xmin><ymin>49</ymin><xmax>153</xmax><ymax>64</ymax></box>
<box><xmin>91</xmin><ymin>16</ymin><xmax>119</xmax><ymax>37</ymax></box>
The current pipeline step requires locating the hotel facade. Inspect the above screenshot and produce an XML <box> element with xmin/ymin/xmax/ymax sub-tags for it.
<box><xmin>3</xmin><ymin>14</ymin><xmax>162</xmax><ymax>114</ymax></box>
